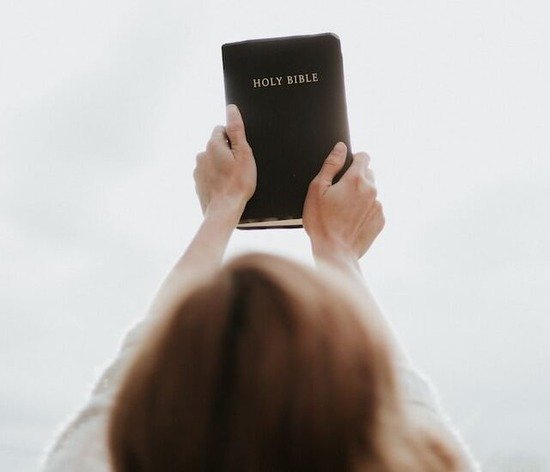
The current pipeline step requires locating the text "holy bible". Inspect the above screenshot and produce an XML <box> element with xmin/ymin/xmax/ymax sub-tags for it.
<box><xmin>252</xmin><ymin>72</ymin><xmax>319</xmax><ymax>88</ymax></box>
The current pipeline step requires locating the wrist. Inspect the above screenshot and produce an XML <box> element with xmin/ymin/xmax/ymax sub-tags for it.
<box><xmin>204</xmin><ymin>196</ymin><xmax>246</xmax><ymax>227</ymax></box>
<box><xmin>311</xmin><ymin>239</ymin><xmax>360</xmax><ymax>272</ymax></box>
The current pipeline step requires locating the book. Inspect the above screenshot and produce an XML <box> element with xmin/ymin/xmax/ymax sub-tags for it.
<box><xmin>221</xmin><ymin>32</ymin><xmax>353</xmax><ymax>229</ymax></box>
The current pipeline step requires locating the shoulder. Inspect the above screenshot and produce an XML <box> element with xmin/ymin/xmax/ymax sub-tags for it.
<box><xmin>394</xmin><ymin>363</ymin><xmax>482</xmax><ymax>472</ymax></box>
<box><xmin>41</xmin><ymin>318</ymin><xmax>156</xmax><ymax>472</ymax></box>
<box><xmin>41</xmin><ymin>399</ymin><xmax>112</xmax><ymax>472</ymax></box>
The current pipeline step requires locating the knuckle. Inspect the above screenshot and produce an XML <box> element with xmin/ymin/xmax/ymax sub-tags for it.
<box><xmin>350</xmin><ymin>171</ymin><xmax>366</xmax><ymax>188</ymax></box>
<box><xmin>233</xmin><ymin>142</ymin><xmax>252</xmax><ymax>155</ymax></box>
<box><xmin>356</xmin><ymin>179</ymin><xmax>377</xmax><ymax>199</ymax></box>
<box><xmin>372</xmin><ymin>200</ymin><xmax>385</xmax><ymax>226</ymax></box>
<box><xmin>356</xmin><ymin>151</ymin><xmax>371</xmax><ymax>164</ymax></box>
<box><xmin>371</xmin><ymin>183</ymin><xmax>378</xmax><ymax>196</ymax></box>
<box><xmin>354</xmin><ymin>151</ymin><xmax>366</xmax><ymax>161</ymax></box>
<box><xmin>324</xmin><ymin>157</ymin><xmax>340</xmax><ymax>169</ymax></box>
<box><xmin>366</xmin><ymin>184</ymin><xmax>377</xmax><ymax>199</ymax></box>
<box><xmin>195</xmin><ymin>151</ymin><xmax>205</xmax><ymax>162</ymax></box>
<box><xmin>308</xmin><ymin>177</ymin><xmax>320</xmax><ymax>190</ymax></box>
<box><xmin>243</xmin><ymin>142</ymin><xmax>253</xmax><ymax>154</ymax></box>
<box><xmin>206</xmin><ymin>138</ymin><xmax>216</xmax><ymax>151</ymax></box>
<box><xmin>226</xmin><ymin>121</ymin><xmax>244</xmax><ymax>135</ymax></box>
<box><xmin>378</xmin><ymin>210</ymin><xmax>386</xmax><ymax>229</ymax></box>
<box><xmin>352</xmin><ymin>153</ymin><xmax>365</xmax><ymax>167</ymax></box>
<box><xmin>365</xmin><ymin>168</ymin><xmax>375</xmax><ymax>183</ymax></box>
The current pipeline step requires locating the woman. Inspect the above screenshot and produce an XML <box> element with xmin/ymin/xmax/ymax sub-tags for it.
<box><xmin>42</xmin><ymin>104</ymin><xmax>481</xmax><ymax>471</ymax></box>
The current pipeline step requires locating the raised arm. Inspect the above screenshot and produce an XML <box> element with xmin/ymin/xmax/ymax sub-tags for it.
<box><xmin>302</xmin><ymin>142</ymin><xmax>413</xmax><ymax>368</ymax></box>
<box><xmin>302</xmin><ymin>142</ymin><xmax>481</xmax><ymax>471</ymax></box>
<box><xmin>41</xmin><ymin>104</ymin><xmax>256</xmax><ymax>471</ymax></box>
<box><xmin>147</xmin><ymin>104</ymin><xmax>257</xmax><ymax>320</ymax></box>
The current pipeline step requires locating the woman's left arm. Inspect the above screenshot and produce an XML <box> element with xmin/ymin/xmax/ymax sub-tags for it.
<box><xmin>41</xmin><ymin>104</ymin><xmax>256</xmax><ymax>471</ymax></box>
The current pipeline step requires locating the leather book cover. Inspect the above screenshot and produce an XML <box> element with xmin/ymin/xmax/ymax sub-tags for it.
<box><xmin>221</xmin><ymin>32</ymin><xmax>353</xmax><ymax>229</ymax></box>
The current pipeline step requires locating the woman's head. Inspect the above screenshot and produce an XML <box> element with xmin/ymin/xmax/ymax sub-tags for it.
<box><xmin>108</xmin><ymin>252</ymin><xmax>463</xmax><ymax>471</ymax></box>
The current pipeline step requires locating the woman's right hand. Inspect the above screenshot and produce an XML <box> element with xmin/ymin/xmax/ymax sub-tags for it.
<box><xmin>302</xmin><ymin>142</ymin><xmax>385</xmax><ymax>261</ymax></box>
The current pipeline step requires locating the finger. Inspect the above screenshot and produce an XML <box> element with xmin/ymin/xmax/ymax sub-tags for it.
<box><xmin>225</xmin><ymin>104</ymin><xmax>249</xmax><ymax>153</ymax></box>
<box><xmin>315</xmin><ymin>142</ymin><xmax>347</xmax><ymax>187</ymax></box>
<box><xmin>210</xmin><ymin>125</ymin><xmax>229</xmax><ymax>145</ymax></box>
<box><xmin>349</xmin><ymin>152</ymin><xmax>371</xmax><ymax>172</ymax></box>
<box><xmin>195</xmin><ymin>151</ymin><xmax>206</xmax><ymax>165</ymax></box>
<box><xmin>370</xmin><ymin>200</ymin><xmax>385</xmax><ymax>231</ymax></box>
<box><xmin>206</xmin><ymin>126</ymin><xmax>229</xmax><ymax>153</ymax></box>
<box><xmin>340</xmin><ymin>152</ymin><xmax>371</xmax><ymax>183</ymax></box>
<box><xmin>364</xmin><ymin>167</ymin><xmax>375</xmax><ymax>184</ymax></box>
<box><xmin>366</xmin><ymin>199</ymin><xmax>382</xmax><ymax>217</ymax></box>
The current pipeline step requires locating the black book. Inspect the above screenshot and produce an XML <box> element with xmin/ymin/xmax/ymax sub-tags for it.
<box><xmin>221</xmin><ymin>32</ymin><xmax>353</xmax><ymax>229</ymax></box>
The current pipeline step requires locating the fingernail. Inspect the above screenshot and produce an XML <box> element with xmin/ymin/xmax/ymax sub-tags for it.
<box><xmin>333</xmin><ymin>142</ymin><xmax>346</xmax><ymax>154</ymax></box>
<box><xmin>227</xmin><ymin>103</ymin><xmax>238</xmax><ymax>116</ymax></box>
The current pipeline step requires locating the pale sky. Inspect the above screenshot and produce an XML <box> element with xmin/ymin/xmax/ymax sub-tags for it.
<box><xmin>1</xmin><ymin>1</ymin><xmax>549</xmax><ymax>470</ymax></box>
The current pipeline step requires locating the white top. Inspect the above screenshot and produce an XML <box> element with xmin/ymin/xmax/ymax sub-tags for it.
<box><xmin>40</xmin><ymin>318</ymin><xmax>482</xmax><ymax>471</ymax></box>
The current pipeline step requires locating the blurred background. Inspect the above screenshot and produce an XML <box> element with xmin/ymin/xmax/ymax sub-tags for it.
<box><xmin>1</xmin><ymin>0</ymin><xmax>549</xmax><ymax>470</ymax></box>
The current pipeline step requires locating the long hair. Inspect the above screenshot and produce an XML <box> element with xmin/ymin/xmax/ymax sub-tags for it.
<box><xmin>108</xmin><ymin>252</ymin><xmax>465</xmax><ymax>471</ymax></box>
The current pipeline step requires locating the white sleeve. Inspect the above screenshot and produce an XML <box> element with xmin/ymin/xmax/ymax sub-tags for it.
<box><xmin>40</xmin><ymin>318</ymin><xmax>153</xmax><ymax>472</ymax></box>
<box><xmin>395</xmin><ymin>363</ymin><xmax>482</xmax><ymax>471</ymax></box>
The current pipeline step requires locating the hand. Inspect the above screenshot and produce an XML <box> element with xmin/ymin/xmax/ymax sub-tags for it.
<box><xmin>194</xmin><ymin>104</ymin><xmax>257</xmax><ymax>219</ymax></box>
<box><xmin>303</xmin><ymin>142</ymin><xmax>385</xmax><ymax>260</ymax></box>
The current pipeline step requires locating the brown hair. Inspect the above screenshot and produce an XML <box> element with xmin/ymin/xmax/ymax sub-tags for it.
<box><xmin>108</xmin><ymin>252</ymin><xmax>465</xmax><ymax>471</ymax></box>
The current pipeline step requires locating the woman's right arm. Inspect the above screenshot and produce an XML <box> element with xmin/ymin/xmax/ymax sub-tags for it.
<box><xmin>302</xmin><ymin>142</ymin><xmax>414</xmax><ymax>368</ymax></box>
<box><xmin>309</xmin><ymin>244</ymin><xmax>481</xmax><ymax>471</ymax></box>
<box><xmin>302</xmin><ymin>143</ymin><xmax>481</xmax><ymax>471</ymax></box>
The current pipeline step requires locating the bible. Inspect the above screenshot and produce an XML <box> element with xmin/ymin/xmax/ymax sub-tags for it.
<box><xmin>221</xmin><ymin>32</ymin><xmax>353</xmax><ymax>229</ymax></box>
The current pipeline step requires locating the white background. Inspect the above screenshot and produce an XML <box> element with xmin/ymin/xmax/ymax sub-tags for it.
<box><xmin>1</xmin><ymin>1</ymin><xmax>549</xmax><ymax>470</ymax></box>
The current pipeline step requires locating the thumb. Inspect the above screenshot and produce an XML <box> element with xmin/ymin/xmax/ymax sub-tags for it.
<box><xmin>316</xmin><ymin>142</ymin><xmax>347</xmax><ymax>187</ymax></box>
<box><xmin>225</xmin><ymin>104</ymin><xmax>249</xmax><ymax>153</ymax></box>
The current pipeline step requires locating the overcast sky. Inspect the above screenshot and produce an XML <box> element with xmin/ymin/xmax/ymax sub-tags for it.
<box><xmin>1</xmin><ymin>1</ymin><xmax>549</xmax><ymax>470</ymax></box>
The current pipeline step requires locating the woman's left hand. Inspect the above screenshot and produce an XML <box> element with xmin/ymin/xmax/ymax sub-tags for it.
<box><xmin>194</xmin><ymin>104</ymin><xmax>257</xmax><ymax>219</ymax></box>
